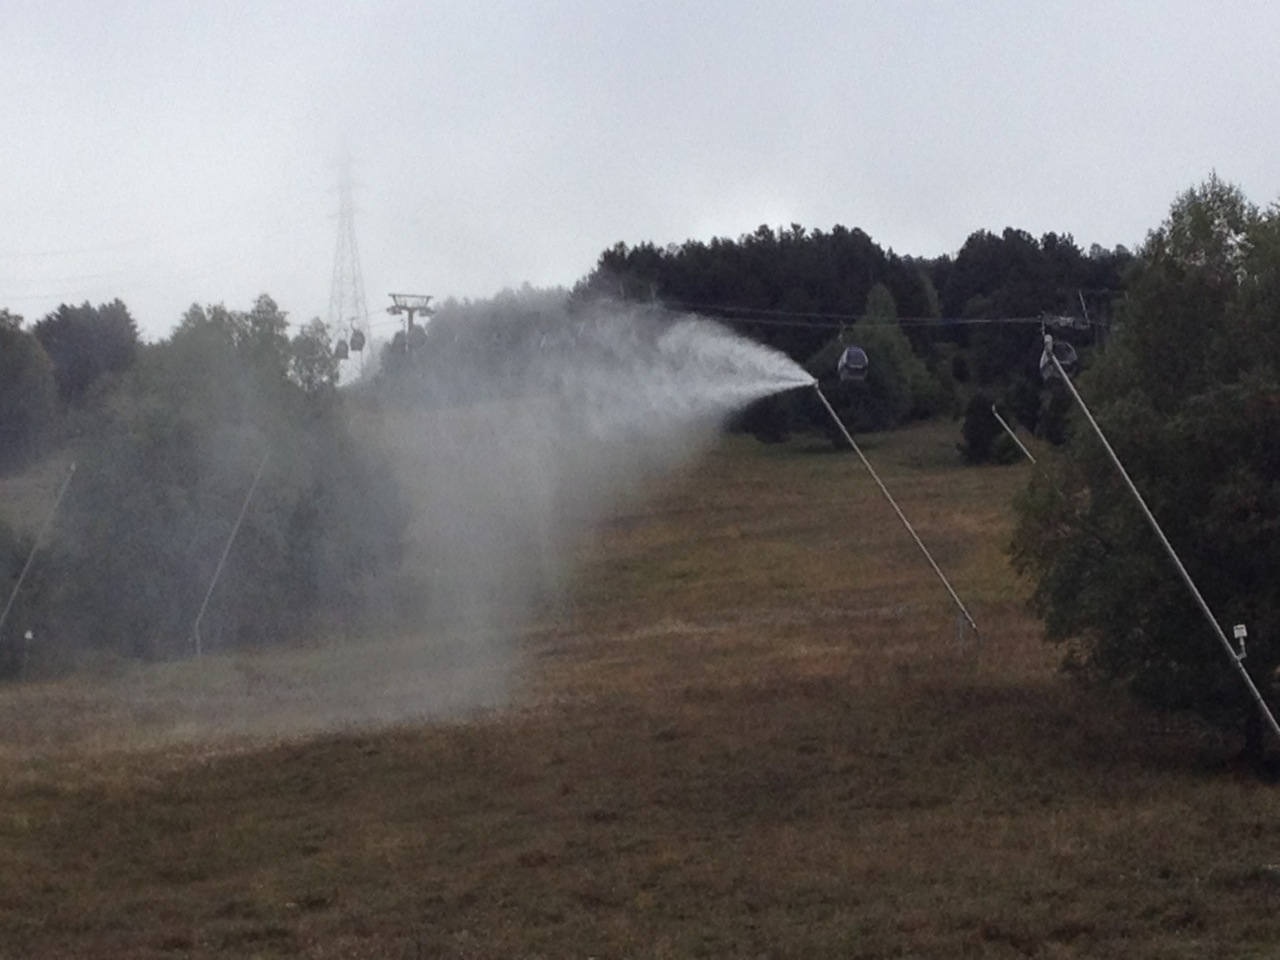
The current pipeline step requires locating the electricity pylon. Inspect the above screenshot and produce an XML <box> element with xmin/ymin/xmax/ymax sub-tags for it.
<box><xmin>328</xmin><ymin>158</ymin><xmax>371</xmax><ymax>374</ymax></box>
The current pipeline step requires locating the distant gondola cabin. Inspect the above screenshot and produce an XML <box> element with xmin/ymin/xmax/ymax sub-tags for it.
<box><xmin>1039</xmin><ymin>339</ymin><xmax>1079</xmax><ymax>380</ymax></box>
<box><xmin>837</xmin><ymin>345</ymin><xmax>869</xmax><ymax>383</ymax></box>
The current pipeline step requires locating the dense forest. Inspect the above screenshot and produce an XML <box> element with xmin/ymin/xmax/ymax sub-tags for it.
<box><xmin>4</xmin><ymin>175</ymin><xmax>1280</xmax><ymax>756</ymax></box>
<box><xmin>0</xmin><ymin>297</ymin><xmax>405</xmax><ymax>676</ymax></box>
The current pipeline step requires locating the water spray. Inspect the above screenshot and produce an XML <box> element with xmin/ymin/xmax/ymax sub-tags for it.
<box><xmin>812</xmin><ymin>383</ymin><xmax>980</xmax><ymax>646</ymax></box>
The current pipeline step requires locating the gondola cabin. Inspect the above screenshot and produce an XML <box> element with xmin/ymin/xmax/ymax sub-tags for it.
<box><xmin>334</xmin><ymin>338</ymin><xmax>350</xmax><ymax>361</ymax></box>
<box><xmin>837</xmin><ymin>345</ymin><xmax>869</xmax><ymax>383</ymax></box>
<box><xmin>1039</xmin><ymin>339</ymin><xmax>1079</xmax><ymax>380</ymax></box>
<box><xmin>349</xmin><ymin>329</ymin><xmax>366</xmax><ymax>352</ymax></box>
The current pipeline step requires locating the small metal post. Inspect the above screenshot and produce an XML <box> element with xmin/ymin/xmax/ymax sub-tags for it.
<box><xmin>190</xmin><ymin>452</ymin><xmax>269</xmax><ymax>658</ymax></box>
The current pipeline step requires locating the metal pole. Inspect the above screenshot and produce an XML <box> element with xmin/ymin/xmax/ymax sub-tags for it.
<box><xmin>190</xmin><ymin>452</ymin><xmax>269</xmax><ymax>658</ymax></box>
<box><xmin>991</xmin><ymin>405</ymin><xmax>1036</xmax><ymax>463</ymax></box>
<box><xmin>813</xmin><ymin>384</ymin><xmax>980</xmax><ymax>642</ymax></box>
<box><xmin>0</xmin><ymin>461</ymin><xmax>75</xmax><ymax>640</ymax></box>
<box><xmin>1045</xmin><ymin>335</ymin><xmax>1280</xmax><ymax>742</ymax></box>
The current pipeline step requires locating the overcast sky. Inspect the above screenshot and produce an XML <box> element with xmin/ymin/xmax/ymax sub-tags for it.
<box><xmin>3</xmin><ymin>1</ymin><xmax>1277</xmax><ymax>341</ymax></box>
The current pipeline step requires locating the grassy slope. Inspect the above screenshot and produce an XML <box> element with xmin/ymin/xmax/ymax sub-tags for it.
<box><xmin>3</xmin><ymin>424</ymin><xmax>1280</xmax><ymax>959</ymax></box>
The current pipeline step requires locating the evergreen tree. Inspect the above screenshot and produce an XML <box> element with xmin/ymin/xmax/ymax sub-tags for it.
<box><xmin>0</xmin><ymin>311</ymin><xmax>57</xmax><ymax>470</ymax></box>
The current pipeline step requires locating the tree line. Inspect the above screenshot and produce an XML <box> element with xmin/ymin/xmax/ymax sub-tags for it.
<box><xmin>569</xmin><ymin>222</ymin><xmax>1131</xmax><ymax>445</ymax></box>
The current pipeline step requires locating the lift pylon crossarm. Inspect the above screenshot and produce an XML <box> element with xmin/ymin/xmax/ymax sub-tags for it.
<box><xmin>388</xmin><ymin>293</ymin><xmax>435</xmax><ymax>313</ymax></box>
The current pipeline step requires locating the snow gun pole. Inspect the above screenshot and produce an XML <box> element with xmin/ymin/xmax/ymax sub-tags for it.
<box><xmin>190</xmin><ymin>451</ymin><xmax>269</xmax><ymax>659</ymax></box>
<box><xmin>0</xmin><ymin>461</ymin><xmax>76</xmax><ymax>641</ymax></box>
<box><xmin>1045</xmin><ymin>335</ymin><xmax>1280</xmax><ymax>744</ymax></box>
<box><xmin>813</xmin><ymin>383</ymin><xmax>980</xmax><ymax>644</ymax></box>
<box><xmin>991</xmin><ymin>404</ymin><xmax>1036</xmax><ymax>464</ymax></box>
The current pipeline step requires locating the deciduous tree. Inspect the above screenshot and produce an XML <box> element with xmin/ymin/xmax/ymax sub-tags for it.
<box><xmin>32</xmin><ymin>299</ymin><xmax>138</xmax><ymax>406</ymax></box>
<box><xmin>1011</xmin><ymin>176</ymin><xmax>1280</xmax><ymax>763</ymax></box>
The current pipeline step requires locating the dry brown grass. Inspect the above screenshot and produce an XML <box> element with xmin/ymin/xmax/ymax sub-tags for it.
<box><xmin>3</xmin><ymin>424</ymin><xmax>1280</xmax><ymax>959</ymax></box>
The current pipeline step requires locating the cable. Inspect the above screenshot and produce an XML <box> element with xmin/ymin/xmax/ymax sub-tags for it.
<box><xmin>660</xmin><ymin>298</ymin><xmax>1100</xmax><ymax>331</ymax></box>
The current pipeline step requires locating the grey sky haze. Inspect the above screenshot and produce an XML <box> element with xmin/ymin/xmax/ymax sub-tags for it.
<box><xmin>3</xmin><ymin>0</ymin><xmax>1277</xmax><ymax>340</ymax></box>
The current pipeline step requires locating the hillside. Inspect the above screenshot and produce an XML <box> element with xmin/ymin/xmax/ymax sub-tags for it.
<box><xmin>2</xmin><ymin>425</ymin><xmax>1278</xmax><ymax>958</ymax></box>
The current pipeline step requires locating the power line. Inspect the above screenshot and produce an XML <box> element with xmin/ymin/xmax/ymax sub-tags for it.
<box><xmin>658</xmin><ymin>299</ymin><xmax>1100</xmax><ymax>330</ymax></box>
<box><xmin>0</xmin><ymin>198</ymin><xmax>320</xmax><ymax>263</ymax></box>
